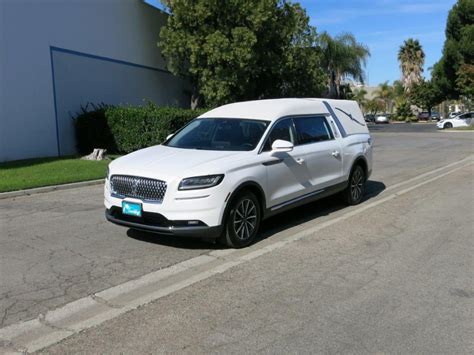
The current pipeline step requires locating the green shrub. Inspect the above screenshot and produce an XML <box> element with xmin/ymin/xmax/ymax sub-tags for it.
<box><xmin>106</xmin><ymin>103</ymin><xmax>207</xmax><ymax>153</ymax></box>
<box><xmin>404</xmin><ymin>116</ymin><xmax>418</xmax><ymax>123</ymax></box>
<box><xmin>391</xmin><ymin>114</ymin><xmax>404</xmax><ymax>122</ymax></box>
<box><xmin>395</xmin><ymin>101</ymin><xmax>412</xmax><ymax>120</ymax></box>
<box><xmin>74</xmin><ymin>102</ymin><xmax>208</xmax><ymax>154</ymax></box>
<box><xmin>74</xmin><ymin>103</ymin><xmax>117</xmax><ymax>155</ymax></box>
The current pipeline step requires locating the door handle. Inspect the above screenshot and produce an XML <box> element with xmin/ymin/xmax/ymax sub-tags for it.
<box><xmin>331</xmin><ymin>150</ymin><xmax>340</xmax><ymax>157</ymax></box>
<box><xmin>296</xmin><ymin>158</ymin><xmax>305</xmax><ymax>164</ymax></box>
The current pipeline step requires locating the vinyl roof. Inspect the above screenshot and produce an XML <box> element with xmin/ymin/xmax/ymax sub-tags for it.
<box><xmin>199</xmin><ymin>98</ymin><xmax>351</xmax><ymax>121</ymax></box>
<box><xmin>199</xmin><ymin>98</ymin><xmax>369</xmax><ymax>136</ymax></box>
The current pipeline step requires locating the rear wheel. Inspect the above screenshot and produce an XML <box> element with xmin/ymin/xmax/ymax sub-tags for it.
<box><xmin>221</xmin><ymin>192</ymin><xmax>261</xmax><ymax>248</ymax></box>
<box><xmin>444</xmin><ymin>122</ymin><xmax>453</xmax><ymax>129</ymax></box>
<box><xmin>343</xmin><ymin>165</ymin><xmax>366</xmax><ymax>205</ymax></box>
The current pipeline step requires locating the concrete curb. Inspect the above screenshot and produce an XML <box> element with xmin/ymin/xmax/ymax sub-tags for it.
<box><xmin>0</xmin><ymin>179</ymin><xmax>104</xmax><ymax>200</ymax></box>
<box><xmin>440</xmin><ymin>129</ymin><xmax>474</xmax><ymax>133</ymax></box>
<box><xmin>368</xmin><ymin>121</ymin><xmax>436</xmax><ymax>125</ymax></box>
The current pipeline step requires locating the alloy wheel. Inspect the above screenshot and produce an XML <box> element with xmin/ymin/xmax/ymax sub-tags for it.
<box><xmin>350</xmin><ymin>168</ymin><xmax>364</xmax><ymax>201</ymax></box>
<box><xmin>233</xmin><ymin>199</ymin><xmax>257</xmax><ymax>240</ymax></box>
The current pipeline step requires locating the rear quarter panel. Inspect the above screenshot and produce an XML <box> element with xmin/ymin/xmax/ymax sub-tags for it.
<box><xmin>341</xmin><ymin>134</ymin><xmax>372</xmax><ymax>180</ymax></box>
<box><xmin>324</xmin><ymin>99</ymin><xmax>369</xmax><ymax>136</ymax></box>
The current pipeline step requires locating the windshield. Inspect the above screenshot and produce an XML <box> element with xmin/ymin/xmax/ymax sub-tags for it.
<box><xmin>165</xmin><ymin>118</ymin><xmax>270</xmax><ymax>151</ymax></box>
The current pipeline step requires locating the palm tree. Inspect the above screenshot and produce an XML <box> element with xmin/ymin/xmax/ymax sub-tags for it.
<box><xmin>365</xmin><ymin>98</ymin><xmax>385</xmax><ymax>115</ymax></box>
<box><xmin>352</xmin><ymin>87</ymin><xmax>368</xmax><ymax>110</ymax></box>
<box><xmin>392</xmin><ymin>80</ymin><xmax>405</xmax><ymax>106</ymax></box>
<box><xmin>398</xmin><ymin>38</ymin><xmax>425</xmax><ymax>93</ymax></box>
<box><xmin>318</xmin><ymin>32</ymin><xmax>370</xmax><ymax>99</ymax></box>
<box><xmin>374</xmin><ymin>81</ymin><xmax>394</xmax><ymax>113</ymax></box>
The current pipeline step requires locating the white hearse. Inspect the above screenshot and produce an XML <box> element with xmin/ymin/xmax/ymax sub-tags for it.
<box><xmin>105</xmin><ymin>98</ymin><xmax>373</xmax><ymax>247</ymax></box>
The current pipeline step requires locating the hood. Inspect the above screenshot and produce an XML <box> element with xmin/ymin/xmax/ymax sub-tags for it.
<box><xmin>110</xmin><ymin>145</ymin><xmax>245</xmax><ymax>180</ymax></box>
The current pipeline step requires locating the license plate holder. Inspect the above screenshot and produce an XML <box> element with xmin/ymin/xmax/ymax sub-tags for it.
<box><xmin>122</xmin><ymin>201</ymin><xmax>142</xmax><ymax>217</ymax></box>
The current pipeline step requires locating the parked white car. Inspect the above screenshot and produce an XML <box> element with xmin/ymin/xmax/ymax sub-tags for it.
<box><xmin>105</xmin><ymin>99</ymin><xmax>373</xmax><ymax>247</ymax></box>
<box><xmin>375</xmin><ymin>114</ymin><xmax>389</xmax><ymax>124</ymax></box>
<box><xmin>437</xmin><ymin>112</ymin><xmax>473</xmax><ymax>129</ymax></box>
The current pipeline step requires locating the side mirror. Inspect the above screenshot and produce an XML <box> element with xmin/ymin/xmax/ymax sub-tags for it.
<box><xmin>271</xmin><ymin>139</ymin><xmax>293</xmax><ymax>153</ymax></box>
<box><xmin>166</xmin><ymin>133</ymin><xmax>174</xmax><ymax>141</ymax></box>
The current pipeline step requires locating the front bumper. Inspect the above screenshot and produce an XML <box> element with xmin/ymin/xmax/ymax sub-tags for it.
<box><xmin>104</xmin><ymin>176</ymin><xmax>228</xmax><ymax>227</ymax></box>
<box><xmin>105</xmin><ymin>208</ymin><xmax>223</xmax><ymax>238</ymax></box>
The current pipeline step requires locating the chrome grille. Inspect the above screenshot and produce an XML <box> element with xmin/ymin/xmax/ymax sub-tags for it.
<box><xmin>110</xmin><ymin>175</ymin><xmax>167</xmax><ymax>202</ymax></box>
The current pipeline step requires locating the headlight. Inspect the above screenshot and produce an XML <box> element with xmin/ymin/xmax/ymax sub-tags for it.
<box><xmin>178</xmin><ymin>174</ymin><xmax>224</xmax><ymax>190</ymax></box>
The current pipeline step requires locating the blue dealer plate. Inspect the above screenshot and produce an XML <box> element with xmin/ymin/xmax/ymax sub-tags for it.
<box><xmin>122</xmin><ymin>201</ymin><xmax>142</xmax><ymax>217</ymax></box>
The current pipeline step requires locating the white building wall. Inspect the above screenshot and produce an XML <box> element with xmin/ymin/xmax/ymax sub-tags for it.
<box><xmin>0</xmin><ymin>0</ymin><xmax>189</xmax><ymax>162</ymax></box>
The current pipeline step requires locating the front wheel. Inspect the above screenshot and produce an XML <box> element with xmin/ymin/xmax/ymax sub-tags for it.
<box><xmin>221</xmin><ymin>192</ymin><xmax>261</xmax><ymax>248</ymax></box>
<box><xmin>444</xmin><ymin>122</ymin><xmax>453</xmax><ymax>129</ymax></box>
<box><xmin>343</xmin><ymin>165</ymin><xmax>366</xmax><ymax>205</ymax></box>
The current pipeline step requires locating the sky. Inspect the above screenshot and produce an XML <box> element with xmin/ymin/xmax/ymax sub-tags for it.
<box><xmin>146</xmin><ymin>0</ymin><xmax>456</xmax><ymax>86</ymax></box>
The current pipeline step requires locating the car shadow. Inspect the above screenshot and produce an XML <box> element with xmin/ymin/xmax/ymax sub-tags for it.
<box><xmin>126</xmin><ymin>228</ymin><xmax>224</xmax><ymax>250</ymax></box>
<box><xmin>126</xmin><ymin>180</ymin><xmax>386</xmax><ymax>250</ymax></box>
<box><xmin>256</xmin><ymin>180</ymin><xmax>385</xmax><ymax>243</ymax></box>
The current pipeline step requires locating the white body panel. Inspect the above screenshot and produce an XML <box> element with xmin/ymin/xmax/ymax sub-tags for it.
<box><xmin>105</xmin><ymin>99</ymin><xmax>372</xmax><ymax>230</ymax></box>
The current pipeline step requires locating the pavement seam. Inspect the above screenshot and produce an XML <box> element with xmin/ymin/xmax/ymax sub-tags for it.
<box><xmin>0</xmin><ymin>157</ymin><xmax>472</xmax><ymax>353</ymax></box>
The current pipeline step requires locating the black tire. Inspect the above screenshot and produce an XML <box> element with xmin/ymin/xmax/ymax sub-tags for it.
<box><xmin>444</xmin><ymin>122</ymin><xmax>453</xmax><ymax>129</ymax></box>
<box><xmin>343</xmin><ymin>165</ymin><xmax>366</xmax><ymax>205</ymax></box>
<box><xmin>221</xmin><ymin>191</ymin><xmax>261</xmax><ymax>248</ymax></box>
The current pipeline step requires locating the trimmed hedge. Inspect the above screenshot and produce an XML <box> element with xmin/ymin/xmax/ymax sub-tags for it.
<box><xmin>74</xmin><ymin>102</ymin><xmax>207</xmax><ymax>154</ymax></box>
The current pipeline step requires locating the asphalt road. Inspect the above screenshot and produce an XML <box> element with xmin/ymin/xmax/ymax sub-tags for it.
<box><xmin>368</xmin><ymin>121</ymin><xmax>439</xmax><ymax>133</ymax></box>
<box><xmin>1</xmin><ymin>123</ymin><xmax>473</xmax><ymax>353</ymax></box>
<box><xmin>43</xmin><ymin>163</ymin><xmax>474</xmax><ymax>354</ymax></box>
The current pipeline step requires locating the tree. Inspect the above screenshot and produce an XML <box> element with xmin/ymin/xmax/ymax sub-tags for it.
<box><xmin>373</xmin><ymin>81</ymin><xmax>394</xmax><ymax>113</ymax></box>
<box><xmin>432</xmin><ymin>0</ymin><xmax>474</xmax><ymax>100</ymax></box>
<box><xmin>317</xmin><ymin>32</ymin><xmax>370</xmax><ymax>99</ymax></box>
<box><xmin>398</xmin><ymin>38</ymin><xmax>425</xmax><ymax>93</ymax></box>
<box><xmin>456</xmin><ymin>63</ymin><xmax>474</xmax><ymax>98</ymax></box>
<box><xmin>409</xmin><ymin>80</ymin><xmax>443</xmax><ymax>115</ymax></box>
<box><xmin>352</xmin><ymin>87</ymin><xmax>368</xmax><ymax>109</ymax></box>
<box><xmin>158</xmin><ymin>0</ymin><xmax>325</xmax><ymax>108</ymax></box>
<box><xmin>365</xmin><ymin>98</ymin><xmax>385</xmax><ymax>115</ymax></box>
<box><xmin>392</xmin><ymin>80</ymin><xmax>405</xmax><ymax>106</ymax></box>
<box><xmin>278</xmin><ymin>14</ymin><xmax>326</xmax><ymax>98</ymax></box>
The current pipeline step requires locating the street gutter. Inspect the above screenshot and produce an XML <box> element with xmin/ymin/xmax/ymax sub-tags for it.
<box><xmin>0</xmin><ymin>179</ymin><xmax>104</xmax><ymax>200</ymax></box>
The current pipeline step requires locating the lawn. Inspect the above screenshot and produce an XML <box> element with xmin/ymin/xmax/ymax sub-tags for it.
<box><xmin>0</xmin><ymin>156</ymin><xmax>116</xmax><ymax>193</ymax></box>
